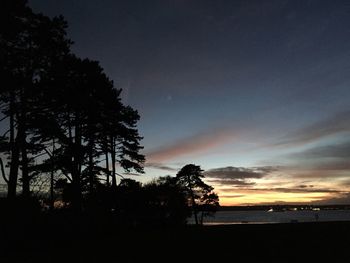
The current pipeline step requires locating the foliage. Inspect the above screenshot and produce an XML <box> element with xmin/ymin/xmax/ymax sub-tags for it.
<box><xmin>176</xmin><ymin>164</ymin><xmax>220</xmax><ymax>225</ymax></box>
<box><xmin>0</xmin><ymin>0</ymin><xmax>144</xmax><ymax>211</ymax></box>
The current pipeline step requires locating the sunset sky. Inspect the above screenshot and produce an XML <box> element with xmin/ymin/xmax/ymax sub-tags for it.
<box><xmin>30</xmin><ymin>0</ymin><xmax>350</xmax><ymax>205</ymax></box>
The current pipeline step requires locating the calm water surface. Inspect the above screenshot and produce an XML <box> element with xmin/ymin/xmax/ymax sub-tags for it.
<box><xmin>194</xmin><ymin>210</ymin><xmax>350</xmax><ymax>225</ymax></box>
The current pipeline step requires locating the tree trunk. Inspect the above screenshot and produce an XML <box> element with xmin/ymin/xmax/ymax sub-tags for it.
<box><xmin>73</xmin><ymin>119</ymin><xmax>82</xmax><ymax>212</ymax></box>
<box><xmin>7</xmin><ymin>92</ymin><xmax>19</xmax><ymax>199</ymax></box>
<box><xmin>188</xmin><ymin>180</ymin><xmax>198</xmax><ymax>225</ymax></box>
<box><xmin>0</xmin><ymin>158</ymin><xmax>8</xmax><ymax>184</ymax></box>
<box><xmin>19</xmin><ymin>89</ymin><xmax>29</xmax><ymax>198</ymax></box>
<box><xmin>7</xmin><ymin>140</ymin><xmax>19</xmax><ymax>199</ymax></box>
<box><xmin>191</xmin><ymin>192</ymin><xmax>198</xmax><ymax>225</ymax></box>
<box><xmin>50</xmin><ymin>138</ymin><xmax>55</xmax><ymax>211</ymax></box>
<box><xmin>111</xmin><ymin>137</ymin><xmax>117</xmax><ymax>188</ymax></box>
<box><xmin>20</xmin><ymin>133</ymin><xmax>29</xmax><ymax>198</ymax></box>
<box><xmin>105</xmin><ymin>150</ymin><xmax>110</xmax><ymax>187</ymax></box>
<box><xmin>69</xmin><ymin>115</ymin><xmax>82</xmax><ymax>212</ymax></box>
<box><xmin>88</xmin><ymin>137</ymin><xmax>94</xmax><ymax>194</ymax></box>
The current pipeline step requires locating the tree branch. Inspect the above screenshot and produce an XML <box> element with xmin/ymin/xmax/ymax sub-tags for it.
<box><xmin>44</xmin><ymin>148</ymin><xmax>52</xmax><ymax>157</ymax></box>
<box><xmin>1</xmin><ymin>129</ymin><xmax>10</xmax><ymax>139</ymax></box>
<box><xmin>0</xmin><ymin>115</ymin><xmax>9</xmax><ymax>122</ymax></box>
<box><xmin>115</xmin><ymin>172</ymin><xmax>125</xmax><ymax>179</ymax></box>
<box><xmin>0</xmin><ymin>158</ymin><xmax>9</xmax><ymax>184</ymax></box>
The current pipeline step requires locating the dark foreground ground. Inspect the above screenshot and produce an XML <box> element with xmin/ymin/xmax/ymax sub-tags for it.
<box><xmin>1</xmin><ymin>214</ymin><xmax>350</xmax><ymax>263</ymax></box>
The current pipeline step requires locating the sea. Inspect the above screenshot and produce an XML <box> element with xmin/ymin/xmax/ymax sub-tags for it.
<box><xmin>190</xmin><ymin>210</ymin><xmax>350</xmax><ymax>225</ymax></box>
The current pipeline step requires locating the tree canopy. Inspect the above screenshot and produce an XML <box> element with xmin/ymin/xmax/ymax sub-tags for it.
<box><xmin>0</xmin><ymin>0</ymin><xmax>144</xmax><ymax>211</ymax></box>
<box><xmin>176</xmin><ymin>164</ymin><xmax>219</xmax><ymax>225</ymax></box>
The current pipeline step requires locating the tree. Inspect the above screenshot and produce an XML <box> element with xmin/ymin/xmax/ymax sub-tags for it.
<box><xmin>175</xmin><ymin>164</ymin><xmax>219</xmax><ymax>225</ymax></box>
<box><xmin>0</xmin><ymin>0</ymin><xmax>71</xmax><ymax>199</ymax></box>
<box><xmin>0</xmin><ymin>1</ymin><xmax>145</xmax><ymax>212</ymax></box>
<box><xmin>115</xmin><ymin>176</ymin><xmax>190</xmax><ymax>226</ymax></box>
<box><xmin>35</xmin><ymin>56</ymin><xmax>145</xmax><ymax>211</ymax></box>
<box><xmin>198</xmin><ymin>192</ymin><xmax>219</xmax><ymax>225</ymax></box>
<box><xmin>144</xmin><ymin>176</ymin><xmax>190</xmax><ymax>225</ymax></box>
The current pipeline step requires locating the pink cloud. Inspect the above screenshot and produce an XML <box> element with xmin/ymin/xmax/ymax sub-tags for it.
<box><xmin>146</xmin><ymin>128</ymin><xmax>237</xmax><ymax>163</ymax></box>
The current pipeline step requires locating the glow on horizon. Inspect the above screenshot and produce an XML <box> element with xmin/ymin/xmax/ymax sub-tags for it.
<box><xmin>218</xmin><ymin>192</ymin><xmax>335</xmax><ymax>206</ymax></box>
<box><xmin>138</xmin><ymin>162</ymin><xmax>350</xmax><ymax>206</ymax></box>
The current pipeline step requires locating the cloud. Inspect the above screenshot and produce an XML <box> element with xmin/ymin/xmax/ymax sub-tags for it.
<box><xmin>275</xmin><ymin>110</ymin><xmax>350</xmax><ymax>146</ymax></box>
<box><xmin>312</xmin><ymin>161</ymin><xmax>350</xmax><ymax>171</ymax></box>
<box><xmin>291</xmin><ymin>141</ymin><xmax>350</xmax><ymax>159</ymax></box>
<box><xmin>144</xmin><ymin>162</ymin><xmax>179</xmax><ymax>172</ymax></box>
<box><xmin>203</xmin><ymin>166</ymin><xmax>277</xmax><ymax>188</ymax></box>
<box><xmin>285</xmin><ymin>140</ymin><xmax>350</xmax><ymax>173</ymax></box>
<box><xmin>297</xmin><ymin>184</ymin><xmax>314</xmax><ymax>188</ymax></box>
<box><xmin>206</xmin><ymin>179</ymin><xmax>256</xmax><ymax>187</ymax></box>
<box><xmin>204</xmin><ymin>166</ymin><xmax>277</xmax><ymax>179</ymax></box>
<box><xmin>313</xmin><ymin>193</ymin><xmax>350</xmax><ymax>205</ymax></box>
<box><xmin>218</xmin><ymin>185</ymin><xmax>342</xmax><ymax>194</ymax></box>
<box><xmin>220</xmin><ymin>194</ymin><xmax>245</xmax><ymax>198</ymax></box>
<box><xmin>288</xmin><ymin>168</ymin><xmax>349</xmax><ymax>179</ymax></box>
<box><xmin>339</xmin><ymin>180</ymin><xmax>350</xmax><ymax>187</ymax></box>
<box><xmin>263</xmin><ymin>187</ymin><xmax>342</xmax><ymax>194</ymax></box>
<box><xmin>225</xmin><ymin>187</ymin><xmax>342</xmax><ymax>194</ymax></box>
<box><xmin>146</xmin><ymin>128</ymin><xmax>237</xmax><ymax>162</ymax></box>
<box><xmin>290</xmin><ymin>159</ymin><xmax>350</xmax><ymax>173</ymax></box>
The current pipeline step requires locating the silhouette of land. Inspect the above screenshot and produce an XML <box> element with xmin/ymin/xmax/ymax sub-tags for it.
<box><xmin>1</xmin><ymin>213</ymin><xmax>349</xmax><ymax>262</ymax></box>
<box><xmin>219</xmin><ymin>205</ymin><xmax>350</xmax><ymax>211</ymax></box>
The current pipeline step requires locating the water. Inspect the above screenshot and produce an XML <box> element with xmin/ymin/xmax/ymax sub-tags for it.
<box><xmin>193</xmin><ymin>210</ymin><xmax>350</xmax><ymax>225</ymax></box>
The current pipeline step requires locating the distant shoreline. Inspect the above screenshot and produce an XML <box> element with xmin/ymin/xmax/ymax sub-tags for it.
<box><xmin>219</xmin><ymin>204</ymin><xmax>350</xmax><ymax>211</ymax></box>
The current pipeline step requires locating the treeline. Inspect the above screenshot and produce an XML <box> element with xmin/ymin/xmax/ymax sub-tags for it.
<box><xmin>101</xmin><ymin>165</ymin><xmax>219</xmax><ymax>226</ymax></box>
<box><xmin>0</xmin><ymin>1</ymin><xmax>219</xmax><ymax>225</ymax></box>
<box><xmin>0</xmin><ymin>0</ymin><xmax>144</xmax><ymax>211</ymax></box>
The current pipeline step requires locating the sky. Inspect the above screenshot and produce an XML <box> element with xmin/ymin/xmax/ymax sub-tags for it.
<box><xmin>29</xmin><ymin>0</ymin><xmax>350</xmax><ymax>205</ymax></box>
